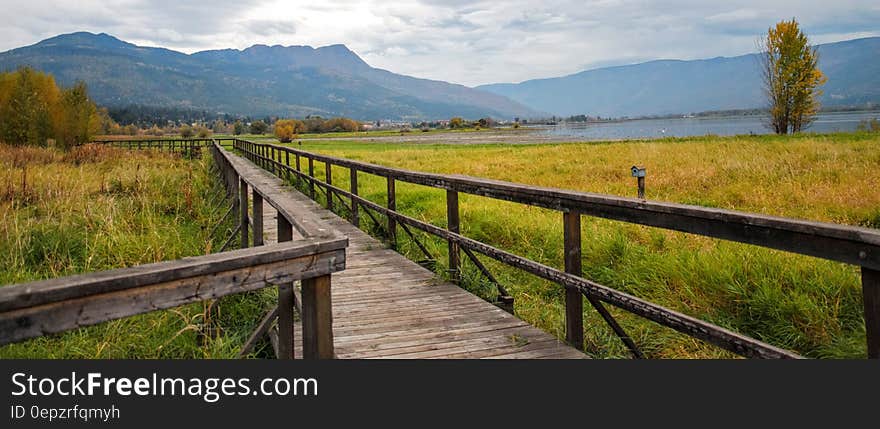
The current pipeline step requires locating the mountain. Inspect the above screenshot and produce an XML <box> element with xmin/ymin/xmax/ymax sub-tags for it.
<box><xmin>478</xmin><ymin>37</ymin><xmax>880</xmax><ymax>118</ymax></box>
<box><xmin>0</xmin><ymin>32</ymin><xmax>540</xmax><ymax>120</ymax></box>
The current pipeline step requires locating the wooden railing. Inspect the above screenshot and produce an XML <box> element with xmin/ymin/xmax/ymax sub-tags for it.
<box><xmin>0</xmin><ymin>140</ymin><xmax>348</xmax><ymax>359</ymax></box>
<box><xmin>89</xmin><ymin>138</ymin><xmax>214</xmax><ymax>158</ymax></box>
<box><xmin>233</xmin><ymin>138</ymin><xmax>880</xmax><ymax>359</ymax></box>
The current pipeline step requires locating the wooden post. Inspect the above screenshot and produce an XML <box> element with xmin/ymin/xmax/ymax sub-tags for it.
<box><xmin>350</xmin><ymin>168</ymin><xmax>359</xmax><ymax>227</ymax></box>
<box><xmin>277</xmin><ymin>215</ymin><xmax>295</xmax><ymax>359</ymax></box>
<box><xmin>231</xmin><ymin>172</ymin><xmax>239</xmax><ymax>223</ymax></box>
<box><xmin>302</xmin><ymin>274</ymin><xmax>334</xmax><ymax>359</ymax></box>
<box><xmin>563</xmin><ymin>211</ymin><xmax>584</xmax><ymax>350</ymax></box>
<box><xmin>239</xmin><ymin>178</ymin><xmax>249</xmax><ymax>249</ymax></box>
<box><xmin>387</xmin><ymin>177</ymin><xmax>397</xmax><ymax>249</ymax></box>
<box><xmin>447</xmin><ymin>190</ymin><xmax>461</xmax><ymax>283</ymax></box>
<box><xmin>308</xmin><ymin>157</ymin><xmax>315</xmax><ymax>199</ymax></box>
<box><xmin>285</xmin><ymin>151</ymin><xmax>291</xmax><ymax>183</ymax></box>
<box><xmin>325</xmin><ymin>162</ymin><xmax>333</xmax><ymax>211</ymax></box>
<box><xmin>295</xmin><ymin>154</ymin><xmax>301</xmax><ymax>187</ymax></box>
<box><xmin>252</xmin><ymin>190</ymin><xmax>263</xmax><ymax>246</ymax></box>
<box><xmin>863</xmin><ymin>267</ymin><xmax>879</xmax><ymax>359</ymax></box>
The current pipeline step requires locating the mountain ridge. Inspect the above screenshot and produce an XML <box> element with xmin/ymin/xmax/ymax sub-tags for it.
<box><xmin>477</xmin><ymin>37</ymin><xmax>880</xmax><ymax>118</ymax></box>
<box><xmin>0</xmin><ymin>32</ymin><xmax>540</xmax><ymax>120</ymax></box>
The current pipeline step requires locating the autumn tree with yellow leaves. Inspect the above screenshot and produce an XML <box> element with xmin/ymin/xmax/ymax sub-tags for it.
<box><xmin>0</xmin><ymin>67</ymin><xmax>104</xmax><ymax>148</ymax></box>
<box><xmin>274</xmin><ymin>119</ymin><xmax>306</xmax><ymax>142</ymax></box>
<box><xmin>760</xmin><ymin>19</ymin><xmax>827</xmax><ymax>134</ymax></box>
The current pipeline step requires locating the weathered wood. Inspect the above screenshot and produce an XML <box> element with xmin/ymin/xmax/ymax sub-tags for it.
<box><xmin>277</xmin><ymin>213</ymin><xmax>294</xmax><ymax>243</ymax></box>
<box><xmin>0</xmin><ymin>244</ymin><xmax>346</xmax><ymax>345</ymax></box>
<box><xmin>447</xmin><ymin>190</ymin><xmax>460</xmax><ymax>283</ymax></box>
<box><xmin>863</xmin><ymin>267</ymin><xmax>880</xmax><ymax>359</ymax></box>
<box><xmin>308</xmin><ymin>157</ymin><xmax>315</xmax><ymax>198</ymax></box>
<box><xmin>277</xmin><ymin>213</ymin><xmax>296</xmax><ymax>359</ymax></box>
<box><xmin>285</xmin><ymin>151</ymin><xmax>291</xmax><ymax>182</ymax></box>
<box><xmin>277</xmin><ymin>283</ymin><xmax>296</xmax><ymax>359</ymax></box>
<box><xmin>350</xmin><ymin>168</ymin><xmax>360</xmax><ymax>227</ymax></box>
<box><xmin>301</xmin><ymin>274</ymin><xmax>334</xmax><ymax>359</ymax></box>
<box><xmin>387</xmin><ymin>177</ymin><xmax>397</xmax><ymax>249</ymax></box>
<box><xmin>240</xmin><ymin>178</ymin><xmax>249</xmax><ymax>248</ymax></box>
<box><xmin>252</xmin><ymin>190</ymin><xmax>264</xmax><ymax>246</ymax></box>
<box><xmin>563</xmin><ymin>211</ymin><xmax>584</xmax><ymax>350</ymax></box>
<box><xmin>325</xmin><ymin>162</ymin><xmax>333</xmax><ymax>211</ymax></box>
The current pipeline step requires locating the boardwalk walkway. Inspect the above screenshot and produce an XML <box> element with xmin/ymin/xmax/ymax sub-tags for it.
<box><xmin>225</xmin><ymin>150</ymin><xmax>585</xmax><ymax>359</ymax></box>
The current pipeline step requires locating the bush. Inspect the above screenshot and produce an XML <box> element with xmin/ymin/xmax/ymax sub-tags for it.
<box><xmin>179</xmin><ymin>125</ymin><xmax>194</xmax><ymax>138</ymax></box>
<box><xmin>274</xmin><ymin>119</ymin><xmax>305</xmax><ymax>142</ymax></box>
<box><xmin>249</xmin><ymin>120</ymin><xmax>268</xmax><ymax>135</ymax></box>
<box><xmin>195</xmin><ymin>126</ymin><xmax>212</xmax><ymax>138</ymax></box>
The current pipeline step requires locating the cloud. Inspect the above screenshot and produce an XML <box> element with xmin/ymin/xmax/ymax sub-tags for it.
<box><xmin>0</xmin><ymin>0</ymin><xmax>877</xmax><ymax>86</ymax></box>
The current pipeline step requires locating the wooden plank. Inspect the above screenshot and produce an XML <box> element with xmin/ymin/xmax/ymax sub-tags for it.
<box><xmin>0</xmin><ymin>247</ymin><xmax>345</xmax><ymax>345</ymax></box>
<box><xmin>350</xmin><ymin>168</ymin><xmax>359</xmax><ymax>227</ymax></box>
<box><xmin>447</xmin><ymin>190</ymin><xmax>460</xmax><ymax>283</ymax></box>
<box><xmin>387</xmin><ymin>177</ymin><xmax>396</xmax><ymax>249</ymax></box>
<box><xmin>0</xmin><ymin>239</ymin><xmax>346</xmax><ymax>312</ymax></box>
<box><xmin>302</xmin><ymin>274</ymin><xmax>334</xmax><ymax>359</ymax></box>
<box><xmin>252</xmin><ymin>190</ymin><xmax>264</xmax><ymax>246</ymax></box>
<box><xmin>563</xmin><ymin>211</ymin><xmax>584</xmax><ymax>350</ymax></box>
<box><xmin>325</xmin><ymin>162</ymin><xmax>333</xmax><ymax>211</ymax></box>
<box><xmin>239</xmin><ymin>178</ymin><xmax>249</xmax><ymax>249</ymax></box>
<box><xmin>277</xmin><ymin>211</ymin><xmax>295</xmax><ymax>360</ymax></box>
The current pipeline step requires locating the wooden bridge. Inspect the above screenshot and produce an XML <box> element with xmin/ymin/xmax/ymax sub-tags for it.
<box><xmin>216</xmin><ymin>141</ymin><xmax>585</xmax><ymax>358</ymax></box>
<box><xmin>2</xmin><ymin>137</ymin><xmax>879</xmax><ymax>359</ymax></box>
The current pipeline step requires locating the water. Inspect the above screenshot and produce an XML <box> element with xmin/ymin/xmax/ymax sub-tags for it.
<box><xmin>536</xmin><ymin>111</ymin><xmax>880</xmax><ymax>140</ymax></box>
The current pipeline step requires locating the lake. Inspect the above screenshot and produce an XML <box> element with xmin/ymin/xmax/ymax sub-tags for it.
<box><xmin>536</xmin><ymin>111</ymin><xmax>880</xmax><ymax>140</ymax></box>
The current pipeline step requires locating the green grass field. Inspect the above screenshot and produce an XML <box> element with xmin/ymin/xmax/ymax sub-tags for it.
<box><xmin>266</xmin><ymin>131</ymin><xmax>880</xmax><ymax>358</ymax></box>
<box><xmin>0</xmin><ymin>144</ymin><xmax>273</xmax><ymax>358</ymax></box>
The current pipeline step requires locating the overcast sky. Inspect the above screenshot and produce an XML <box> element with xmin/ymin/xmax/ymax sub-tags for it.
<box><xmin>2</xmin><ymin>1</ymin><xmax>878</xmax><ymax>86</ymax></box>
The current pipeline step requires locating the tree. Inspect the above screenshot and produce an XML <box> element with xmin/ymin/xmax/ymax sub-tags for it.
<box><xmin>449</xmin><ymin>117</ymin><xmax>464</xmax><ymax>129</ymax></box>
<box><xmin>274</xmin><ymin>119</ymin><xmax>305</xmax><ymax>142</ymax></box>
<box><xmin>180</xmin><ymin>125</ymin><xmax>194</xmax><ymax>138</ymax></box>
<box><xmin>195</xmin><ymin>125</ymin><xmax>212</xmax><ymax>138</ymax></box>
<box><xmin>249</xmin><ymin>120</ymin><xmax>268</xmax><ymax>135</ymax></box>
<box><xmin>57</xmin><ymin>81</ymin><xmax>97</xmax><ymax>148</ymax></box>
<box><xmin>233</xmin><ymin>120</ymin><xmax>244</xmax><ymax>135</ymax></box>
<box><xmin>760</xmin><ymin>18</ymin><xmax>827</xmax><ymax>134</ymax></box>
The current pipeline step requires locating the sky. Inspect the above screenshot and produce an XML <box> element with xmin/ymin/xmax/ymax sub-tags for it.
<box><xmin>1</xmin><ymin>1</ymin><xmax>878</xmax><ymax>87</ymax></box>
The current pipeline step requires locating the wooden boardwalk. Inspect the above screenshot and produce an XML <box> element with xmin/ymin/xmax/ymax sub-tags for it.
<box><xmin>228</xmin><ymin>151</ymin><xmax>585</xmax><ymax>359</ymax></box>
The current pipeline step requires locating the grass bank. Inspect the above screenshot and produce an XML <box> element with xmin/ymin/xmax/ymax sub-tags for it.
<box><xmin>0</xmin><ymin>144</ymin><xmax>270</xmax><ymax>358</ymax></box>
<box><xmin>271</xmin><ymin>131</ymin><xmax>878</xmax><ymax>358</ymax></box>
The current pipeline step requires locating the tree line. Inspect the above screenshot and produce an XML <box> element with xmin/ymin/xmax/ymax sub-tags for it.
<box><xmin>0</xmin><ymin>67</ymin><xmax>110</xmax><ymax>148</ymax></box>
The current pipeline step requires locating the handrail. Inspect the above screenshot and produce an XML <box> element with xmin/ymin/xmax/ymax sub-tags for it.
<box><xmin>0</xmin><ymin>239</ymin><xmax>345</xmax><ymax>346</ymax></box>
<box><xmin>232</xmin><ymin>137</ymin><xmax>880</xmax><ymax>359</ymax></box>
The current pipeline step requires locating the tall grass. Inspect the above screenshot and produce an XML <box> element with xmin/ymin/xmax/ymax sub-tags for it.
<box><xmin>0</xmin><ymin>144</ymin><xmax>272</xmax><ymax>358</ymax></box>
<box><xmin>269</xmin><ymin>132</ymin><xmax>877</xmax><ymax>358</ymax></box>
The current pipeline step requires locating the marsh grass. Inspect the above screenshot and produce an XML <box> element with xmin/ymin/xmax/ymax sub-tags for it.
<box><xmin>0</xmin><ymin>144</ymin><xmax>273</xmax><ymax>358</ymax></box>
<box><xmin>268</xmin><ymin>131</ymin><xmax>877</xmax><ymax>358</ymax></box>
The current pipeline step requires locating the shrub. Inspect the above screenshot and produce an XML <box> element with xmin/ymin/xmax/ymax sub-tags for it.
<box><xmin>274</xmin><ymin>119</ymin><xmax>305</xmax><ymax>142</ymax></box>
<box><xmin>249</xmin><ymin>120</ymin><xmax>268</xmax><ymax>135</ymax></box>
